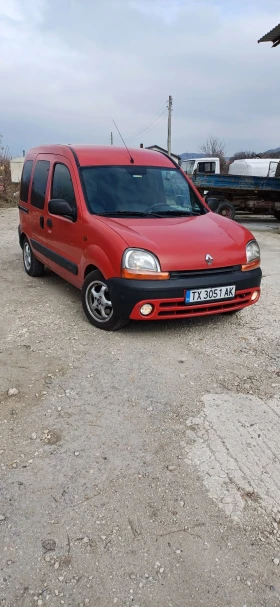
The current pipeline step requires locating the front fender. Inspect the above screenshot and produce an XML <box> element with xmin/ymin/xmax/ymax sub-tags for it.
<box><xmin>81</xmin><ymin>244</ymin><xmax>121</xmax><ymax>280</ymax></box>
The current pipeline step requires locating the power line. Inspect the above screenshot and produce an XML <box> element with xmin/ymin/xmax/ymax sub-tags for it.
<box><xmin>127</xmin><ymin>109</ymin><xmax>168</xmax><ymax>142</ymax></box>
<box><xmin>114</xmin><ymin>109</ymin><xmax>167</xmax><ymax>144</ymax></box>
<box><xmin>126</xmin><ymin>105</ymin><xmax>167</xmax><ymax>140</ymax></box>
<box><xmin>114</xmin><ymin>101</ymin><xmax>168</xmax><ymax>143</ymax></box>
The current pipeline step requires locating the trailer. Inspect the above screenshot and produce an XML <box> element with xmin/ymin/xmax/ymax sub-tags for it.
<box><xmin>191</xmin><ymin>172</ymin><xmax>280</xmax><ymax>220</ymax></box>
<box><xmin>229</xmin><ymin>158</ymin><xmax>280</xmax><ymax>178</ymax></box>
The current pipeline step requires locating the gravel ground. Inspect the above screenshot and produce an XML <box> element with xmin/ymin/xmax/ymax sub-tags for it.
<box><xmin>0</xmin><ymin>208</ymin><xmax>280</xmax><ymax>607</ymax></box>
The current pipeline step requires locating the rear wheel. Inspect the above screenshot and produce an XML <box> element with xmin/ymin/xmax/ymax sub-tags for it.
<box><xmin>273</xmin><ymin>210</ymin><xmax>280</xmax><ymax>221</ymax></box>
<box><xmin>23</xmin><ymin>238</ymin><xmax>44</xmax><ymax>277</ymax></box>
<box><xmin>216</xmin><ymin>200</ymin><xmax>236</xmax><ymax>220</ymax></box>
<box><xmin>82</xmin><ymin>270</ymin><xmax>129</xmax><ymax>331</ymax></box>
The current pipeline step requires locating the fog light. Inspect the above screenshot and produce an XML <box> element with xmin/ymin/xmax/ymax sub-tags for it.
<box><xmin>140</xmin><ymin>303</ymin><xmax>154</xmax><ymax>316</ymax></box>
<box><xmin>251</xmin><ymin>291</ymin><xmax>259</xmax><ymax>301</ymax></box>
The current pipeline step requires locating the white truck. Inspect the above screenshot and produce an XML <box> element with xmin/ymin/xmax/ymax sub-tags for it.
<box><xmin>181</xmin><ymin>156</ymin><xmax>280</xmax><ymax>179</ymax></box>
<box><xmin>180</xmin><ymin>157</ymin><xmax>220</xmax><ymax>176</ymax></box>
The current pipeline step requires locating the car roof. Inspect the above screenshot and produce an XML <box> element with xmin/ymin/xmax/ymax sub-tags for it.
<box><xmin>26</xmin><ymin>145</ymin><xmax>177</xmax><ymax>168</ymax></box>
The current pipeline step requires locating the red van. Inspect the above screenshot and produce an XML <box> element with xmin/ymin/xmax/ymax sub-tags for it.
<box><xmin>18</xmin><ymin>145</ymin><xmax>261</xmax><ymax>330</ymax></box>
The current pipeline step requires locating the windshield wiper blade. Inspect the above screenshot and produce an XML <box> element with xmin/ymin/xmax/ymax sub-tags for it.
<box><xmin>154</xmin><ymin>210</ymin><xmax>201</xmax><ymax>216</ymax></box>
<box><xmin>96</xmin><ymin>210</ymin><xmax>164</xmax><ymax>217</ymax></box>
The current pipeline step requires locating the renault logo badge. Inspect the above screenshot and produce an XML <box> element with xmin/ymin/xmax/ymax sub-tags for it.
<box><xmin>205</xmin><ymin>253</ymin><xmax>213</xmax><ymax>265</ymax></box>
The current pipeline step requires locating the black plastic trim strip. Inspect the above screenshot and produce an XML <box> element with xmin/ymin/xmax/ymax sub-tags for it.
<box><xmin>18</xmin><ymin>204</ymin><xmax>29</xmax><ymax>214</ymax></box>
<box><xmin>30</xmin><ymin>239</ymin><xmax>78</xmax><ymax>276</ymax></box>
<box><xmin>68</xmin><ymin>146</ymin><xmax>80</xmax><ymax>167</ymax></box>
<box><xmin>170</xmin><ymin>265</ymin><xmax>241</xmax><ymax>279</ymax></box>
<box><xmin>157</xmin><ymin>150</ymin><xmax>180</xmax><ymax>169</ymax></box>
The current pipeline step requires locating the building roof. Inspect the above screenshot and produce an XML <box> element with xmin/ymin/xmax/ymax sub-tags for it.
<box><xmin>258</xmin><ymin>23</ymin><xmax>280</xmax><ymax>47</ymax></box>
<box><xmin>26</xmin><ymin>145</ymin><xmax>176</xmax><ymax>168</ymax></box>
<box><xmin>145</xmin><ymin>145</ymin><xmax>180</xmax><ymax>160</ymax></box>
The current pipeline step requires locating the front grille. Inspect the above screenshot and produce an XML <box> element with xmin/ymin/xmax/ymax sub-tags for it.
<box><xmin>169</xmin><ymin>265</ymin><xmax>241</xmax><ymax>280</ymax></box>
<box><xmin>157</xmin><ymin>291</ymin><xmax>252</xmax><ymax>317</ymax></box>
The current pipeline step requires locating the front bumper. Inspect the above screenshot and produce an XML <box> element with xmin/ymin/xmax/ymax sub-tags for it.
<box><xmin>107</xmin><ymin>267</ymin><xmax>262</xmax><ymax>321</ymax></box>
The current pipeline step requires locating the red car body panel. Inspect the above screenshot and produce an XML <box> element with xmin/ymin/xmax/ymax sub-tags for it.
<box><xmin>100</xmin><ymin>213</ymin><xmax>251</xmax><ymax>272</ymax></box>
<box><xmin>18</xmin><ymin>145</ymin><xmax>261</xmax><ymax>324</ymax></box>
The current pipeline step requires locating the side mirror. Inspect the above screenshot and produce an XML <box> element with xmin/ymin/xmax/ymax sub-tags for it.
<box><xmin>48</xmin><ymin>199</ymin><xmax>76</xmax><ymax>220</ymax></box>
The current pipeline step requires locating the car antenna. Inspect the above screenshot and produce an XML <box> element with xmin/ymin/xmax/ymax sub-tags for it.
<box><xmin>112</xmin><ymin>120</ymin><xmax>134</xmax><ymax>164</ymax></box>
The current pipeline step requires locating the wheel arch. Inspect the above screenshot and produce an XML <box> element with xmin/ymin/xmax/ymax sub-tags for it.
<box><xmin>81</xmin><ymin>244</ymin><xmax>120</xmax><ymax>283</ymax></box>
<box><xmin>19</xmin><ymin>231</ymin><xmax>27</xmax><ymax>249</ymax></box>
<box><xmin>84</xmin><ymin>264</ymin><xmax>99</xmax><ymax>279</ymax></box>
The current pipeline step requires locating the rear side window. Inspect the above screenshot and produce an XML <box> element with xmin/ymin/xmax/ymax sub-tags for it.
<box><xmin>197</xmin><ymin>162</ymin><xmax>216</xmax><ymax>174</ymax></box>
<box><xmin>51</xmin><ymin>163</ymin><xmax>76</xmax><ymax>210</ymax></box>
<box><xmin>31</xmin><ymin>160</ymin><xmax>50</xmax><ymax>209</ymax></box>
<box><xmin>20</xmin><ymin>160</ymin><xmax>33</xmax><ymax>203</ymax></box>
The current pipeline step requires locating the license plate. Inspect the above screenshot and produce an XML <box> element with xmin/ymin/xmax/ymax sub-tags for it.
<box><xmin>185</xmin><ymin>285</ymin><xmax>236</xmax><ymax>304</ymax></box>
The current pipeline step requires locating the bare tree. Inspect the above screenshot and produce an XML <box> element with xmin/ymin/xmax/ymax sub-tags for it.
<box><xmin>0</xmin><ymin>135</ymin><xmax>16</xmax><ymax>207</ymax></box>
<box><xmin>229</xmin><ymin>150</ymin><xmax>258</xmax><ymax>163</ymax></box>
<box><xmin>200</xmin><ymin>135</ymin><xmax>227</xmax><ymax>172</ymax></box>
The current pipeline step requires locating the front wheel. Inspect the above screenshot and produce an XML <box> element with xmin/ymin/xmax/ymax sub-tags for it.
<box><xmin>82</xmin><ymin>270</ymin><xmax>129</xmax><ymax>331</ymax></box>
<box><xmin>273</xmin><ymin>210</ymin><xmax>280</xmax><ymax>221</ymax></box>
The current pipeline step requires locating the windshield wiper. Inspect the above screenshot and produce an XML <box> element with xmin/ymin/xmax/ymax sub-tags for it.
<box><xmin>95</xmin><ymin>210</ymin><xmax>164</xmax><ymax>217</ymax></box>
<box><xmin>146</xmin><ymin>210</ymin><xmax>202</xmax><ymax>217</ymax></box>
<box><xmin>95</xmin><ymin>210</ymin><xmax>202</xmax><ymax>218</ymax></box>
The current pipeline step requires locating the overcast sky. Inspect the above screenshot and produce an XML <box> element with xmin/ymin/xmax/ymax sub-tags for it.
<box><xmin>1</xmin><ymin>0</ymin><xmax>280</xmax><ymax>157</ymax></box>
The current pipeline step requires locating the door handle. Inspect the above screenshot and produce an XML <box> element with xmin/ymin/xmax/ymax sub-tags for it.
<box><xmin>46</xmin><ymin>219</ymin><xmax>53</xmax><ymax>228</ymax></box>
<box><xmin>40</xmin><ymin>216</ymin><xmax>44</xmax><ymax>229</ymax></box>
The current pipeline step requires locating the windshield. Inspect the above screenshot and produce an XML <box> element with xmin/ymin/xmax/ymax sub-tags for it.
<box><xmin>81</xmin><ymin>166</ymin><xmax>206</xmax><ymax>217</ymax></box>
<box><xmin>181</xmin><ymin>160</ymin><xmax>196</xmax><ymax>176</ymax></box>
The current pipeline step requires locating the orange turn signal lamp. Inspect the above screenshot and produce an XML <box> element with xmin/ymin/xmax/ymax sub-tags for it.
<box><xmin>121</xmin><ymin>268</ymin><xmax>170</xmax><ymax>280</ymax></box>
<box><xmin>241</xmin><ymin>259</ymin><xmax>260</xmax><ymax>272</ymax></box>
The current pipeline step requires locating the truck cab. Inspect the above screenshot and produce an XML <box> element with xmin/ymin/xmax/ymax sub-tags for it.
<box><xmin>181</xmin><ymin>157</ymin><xmax>220</xmax><ymax>176</ymax></box>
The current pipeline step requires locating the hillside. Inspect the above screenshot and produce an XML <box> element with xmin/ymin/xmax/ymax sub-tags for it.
<box><xmin>263</xmin><ymin>147</ymin><xmax>280</xmax><ymax>155</ymax></box>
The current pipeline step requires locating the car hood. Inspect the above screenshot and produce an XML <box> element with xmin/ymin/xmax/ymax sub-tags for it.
<box><xmin>100</xmin><ymin>212</ymin><xmax>252</xmax><ymax>271</ymax></box>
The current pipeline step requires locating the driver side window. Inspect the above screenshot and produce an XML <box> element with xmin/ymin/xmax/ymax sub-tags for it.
<box><xmin>51</xmin><ymin>163</ymin><xmax>77</xmax><ymax>212</ymax></box>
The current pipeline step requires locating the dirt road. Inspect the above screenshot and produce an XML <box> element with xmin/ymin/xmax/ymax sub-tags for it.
<box><xmin>1</xmin><ymin>208</ymin><xmax>280</xmax><ymax>607</ymax></box>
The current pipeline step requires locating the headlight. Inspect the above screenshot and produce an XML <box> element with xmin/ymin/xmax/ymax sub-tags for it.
<box><xmin>246</xmin><ymin>240</ymin><xmax>260</xmax><ymax>263</ymax></box>
<box><xmin>123</xmin><ymin>249</ymin><xmax>160</xmax><ymax>272</ymax></box>
<box><xmin>121</xmin><ymin>248</ymin><xmax>170</xmax><ymax>280</ymax></box>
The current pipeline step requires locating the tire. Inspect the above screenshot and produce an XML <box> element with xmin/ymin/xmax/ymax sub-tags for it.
<box><xmin>216</xmin><ymin>200</ymin><xmax>236</xmax><ymax>220</ymax></box>
<box><xmin>273</xmin><ymin>210</ymin><xmax>280</xmax><ymax>221</ymax></box>
<box><xmin>205</xmin><ymin>197</ymin><xmax>220</xmax><ymax>212</ymax></box>
<box><xmin>23</xmin><ymin>238</ymin><xmax>44</xmax><ymax>277</ymax></box>
<box><xmin>82</xmin><ymin>270</ymin><xmax>129</xmax><ymax>331</ymax></box>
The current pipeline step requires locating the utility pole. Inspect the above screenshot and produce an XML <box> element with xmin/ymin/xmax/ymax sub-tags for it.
<box><xmin>110</xmin><ymin>131</ymin><xmax>113</xmax><ymax>146</ymax></box>
<box><xmin>167</xmin><ymin>95</ymin><xmax>173</xmax><ymax>156</ymax></box>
